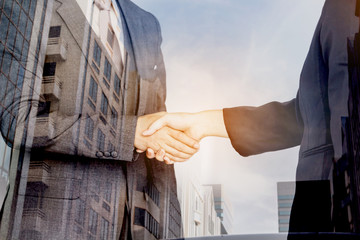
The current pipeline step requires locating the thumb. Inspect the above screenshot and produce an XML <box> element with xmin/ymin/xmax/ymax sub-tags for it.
<box><xmin>142</xmin><ymin>117</ymin><xmax>167</xmax><ymax>136</ymax></box>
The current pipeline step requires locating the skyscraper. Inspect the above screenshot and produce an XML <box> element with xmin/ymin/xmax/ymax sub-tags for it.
<box><xmin>277</xmin><ymin>181</ymin><xmax>295</xmax><ymax>233</ymax></box>
<box><xmin>0</xmin><ymin>1</ymin><xmax>52</xmax><ymax>238</ymax></box>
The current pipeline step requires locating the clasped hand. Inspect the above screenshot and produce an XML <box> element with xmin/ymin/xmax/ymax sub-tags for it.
<box><xmin>134</xmin><ymin>110</ymin><xmax>227</xmax><ymax>164</ymax></box>
<box><xmin>134</xmin><ymin>112</ymin><xmax>201</xmax><ymax>164</ymax></box>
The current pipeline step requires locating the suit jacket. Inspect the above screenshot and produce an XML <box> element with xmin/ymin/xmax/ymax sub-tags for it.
<box><xmin>1</xmin><ymin>0</ymin><xmax>166</xmax><ymax>162</ymax></box>
<box><xmin>223</xmin><ymin>0</ymin><xmax>358</xmax><ymax>232</ymax></box>
<box><xmin>224</xmin><ymin>0</ymin><xmax>358</xmax><ymax>183</ymax></box>
<box><xmin>0</xmin><ymin>0</ymin><xmax>181</xmax><ymax>239</ymax></box>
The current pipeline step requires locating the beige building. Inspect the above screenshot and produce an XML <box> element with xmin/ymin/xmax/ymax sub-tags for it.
<box><xmin>0</xmin><ymin>0</ymin><xmax>182</xmax><ymax>239</ymax></box>
<box><xmin>202</xmin><ymin>185</ymin><xmax>222</xmax><ymax>236</ymax></box>
<box><xmin>178</xmin><ymin>174</ymin><xmax>221</xmax><ymax>237</ymax></box>
<box><xmin>205</xmin><ymin>184</ymin><xmax>233</xmax><ymax>235</ymax></box>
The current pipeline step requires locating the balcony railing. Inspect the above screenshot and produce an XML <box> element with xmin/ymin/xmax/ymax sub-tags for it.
<box><xmin>34</xmin><ymin>117</ymin><xmax>55</xmax><ymax>142</ymax></box>
<box><xmin>46</xmin><ymin>37</ymin><xmax>68</xmax><ymax>60</ymax></box>
<box><xmin>23</xmin><ymin>208</ymin><xmax>46</xmax><ymax>219</ymax></box>
<box><xmin>42</xmin><ymin>76</ymin><xmax>62</xmax><ymax>101</ymax></box>
<box><xmin>28</xmin><ymin>161</ymin><xmax>51</xmax><ymax>186</ymax></box>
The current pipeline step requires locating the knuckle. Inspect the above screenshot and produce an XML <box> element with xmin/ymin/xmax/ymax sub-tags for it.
<box><xmin>188</xmin><ymin>147</ymin><xmax>197</xmax><ymax>154</ymax></box>
<box><xmin>175</xmin><ymin>143</ymin><xmax>186</xmax><ymax>152</ymax></box>
<box><xmin>155</xmin><ymin>155</ymin><xmax>163</xmax><ymax>161</ymax></box>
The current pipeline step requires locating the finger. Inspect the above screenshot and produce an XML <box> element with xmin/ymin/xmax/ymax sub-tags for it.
<box><xmin>146</xmin><ymin>148</ymin><xmax>156</xmax><ymax>159</ymax></box>
<box><xmin>168</xmin><ymin>129</ymin><xmax>200</xmax><ymax>152</ymax></box>
<box><xmin>142</xmin><ymin>117</ymin><xmax>167</xmax><ymax>136</ymax></box>
<box><xmin>155</xmin><ymin>149</ymin><xmax>165</xmax><ymax>162</ymax></box>
<box><xmin>136</xmin><ymin>149</ymin><xmax>145</xmax><ymax>153</ymax></box>
<box><xmin>164</xmin><ymin>156</ymin><xmax>174</xmax><ymax>165</ymax></box>
<box><xmin>164</xmin><ymin>153</ymin><xmax>187</xmax><ymax>163</ymax></box>
<box><xmin>162</xmin><ymin>144</ymin><xmax>192</xmax><ymax>161</ymax></box>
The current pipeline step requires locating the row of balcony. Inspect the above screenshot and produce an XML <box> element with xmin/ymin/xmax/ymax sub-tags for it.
<box><xmin>33</xmin><ymin>37</ymin><xmax>66</xmax><ymax>141</ymax></box>
<box><xmin>46</xmin><ymin>37</ymin><xmax>68</xmax><ymax>61</ymax></box>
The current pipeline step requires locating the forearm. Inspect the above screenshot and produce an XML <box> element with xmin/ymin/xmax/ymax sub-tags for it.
<box><xmin>192</xmin><ymin>110</ymin><xmax>229</xmax><ymax>139</ymax></box>
<box><xmin>223</xmin><ymin>100</ymin><xmax>303</xmax><ymax>156</ymax></box>
<box><xmin>5</xmin><ymin>97</ymin><xmax>138</xmax><ymax>161</ymax></box>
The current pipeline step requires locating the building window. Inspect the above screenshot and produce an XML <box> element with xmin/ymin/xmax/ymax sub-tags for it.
<box><xmin>48</xmin><ymin>26</ymin><xmax>61</xmax><ymax>38</ymax></box>
<box><xmin>113</xmin><ymin>74</ymin><xmax>121</xmax><ymax>96</ymax></box>
<box><xmin>88</xmin><ymin>208</ymin><xmax>98</xmax><ymax>235</ymax></box>
<box><xmin>279</xmin><ymin>218</ymin><xmax>290</xmax><ymax>224</ymax></box>
<box><xmin>23</xmin><ymin>182</ymin><xmax>47</xmax><ymax>210</ymax></box>
<box><xmin>102</xmin><ymin>201</ymin><xmax>110</xmax><ymax>212</ymax></box>
<box><xmin>11</xmin><ymin>2</ymin><xmax>20</xmax><ymax>26</ymax></box>
<box><xmin>92</xmin><ymin>41</ymin><xmax>101</xmax><ymax>73</ymax></box>
<box><xmin>209</xmin><ymin>218</ymin><xmax>214</xmax><ymax>235</ymax></box>
<box><xmin>134</xmin><ymin>208</ymin><xmax>159</xmax><ymax>239</ymax></box>
<box><xmin>108</xmin><ymin>142</ymin><xmax>114</xmax><ymax>152</ymax></box>
<box><xmin>144</xmin><ymin>184</ymin><xmax>160</xmax><ymax>207</ymax></box>
<box><xmin>93</xmin><ymin>180</ymin><xmax>101</xmax><ymax>194</ymax></box>
<box><xmin>134</xmin><ymin>208</ymin><xmax>146</xmax><ymax>228</ymax></box>
<box><xmin>110</xmin><ymin>107</ymin><xmax>117</xmax><ymax>129</ymax></box>
<box><xmin>88</xmin><ymin>76</ymin><xmax>98</xmax><ymax>104</ymax></box>
<box><xmin>20</xmin><ymin>230</ymin><xmax>42</xmax><ymax>240</ymax></box>
<box><xmin>97</xmin><ymin>129</ymin><xmax>105</xmax><ymax>151</ymax></box>
<box><xmin>74</xmin><ymin>224</ymin><xmax>83</xmax><ymax>235</ymax></box>
<box><xmin>100</xmin><ymin>92</ymin><xmax>108</xmax><ymax>116</ymax></box>
<box><xmin>279</xmin><ymin>226</ymin><xmax>289</xmax><ymax>232</ymax></box>
<box><xmin>100</xmin><ymin>217</ymin><xmax>109</xmax><ymax>240</ymax></box>
<box><xmin>75</xmin><ymin>199</ymin><xmax>86</xmax><ymax>226</ymax></box>
<box><xmin>85</xmin><ymin>116</ymin><xmax>94</xmax><ymax>140</ymax></box>
<box><xmin>0</xmin><ymin>15</ymin><xmax>9</xmax><ymax>43</ymax></box>
<box><xmin>9</xmin><ymin>58</ymin><xmax>19</xmax><ymax>84</ymax></box>
<box><xmin>278</xmin><ymin>195</ymin><xmax>294</xmax><ymax>200</ymax></box>
<box><xmin>7</xmin><ymin>22</ymin><xmax>16</xmax><ymax>52</ymax></box>
<box><xmin>107</xmin><ymin>27</ymin><xmax>114</xmax><ymax>49</ymax></box>
<box><xmin>36</xmin><ymin>101</ymin><xmax>51</xmax><ymax>117</ymax></box>
<box><xmin>278</xmin><ymin>202</ymin><xmax>292</xmax><ymax>208</ymax></box>
<box><xmin>103</xmin><ymin>57</ymin><xmax>112</xmax><ymax>83</ymax></box>
<box><xmin>279</xmin><ymin>211</ymin><xmax>291</xmax><ymax>216</ymax></box>
<box><xmin>43</xmin><ymin>62</ymin><xmax>56</xmax><ymax>76</ymax></box>
<box><xmin>168</xmin><ymin>191</ymin><xmax>182</xmax><ymax>238</ymax></box>
<box><xmin>14</xmin><ymin>33</ymin><xmax>24</xmax><ymax>61</ymax></box>
<box><xmin>103</xmin><ymin>181</ymin><xmax>112</xmax><ymax>203</ymax></box>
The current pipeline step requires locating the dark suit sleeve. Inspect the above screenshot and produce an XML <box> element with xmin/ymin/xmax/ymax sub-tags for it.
<box><xmin>223</xmin><ymin>98</ymin><xmax>303</xmax><ymax>157</ymax></box>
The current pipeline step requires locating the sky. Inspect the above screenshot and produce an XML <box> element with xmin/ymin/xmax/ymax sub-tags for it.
<box><xmin>132</xmin><ymin>0</ymin><xmax>326</xmax><ymax>234</ymax></box>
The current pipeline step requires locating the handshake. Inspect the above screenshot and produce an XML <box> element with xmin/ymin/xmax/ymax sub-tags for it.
<box><xmin>134</xmin><ymin>110</ymin><xmax>228</xmax><ymax>164</ymax></box>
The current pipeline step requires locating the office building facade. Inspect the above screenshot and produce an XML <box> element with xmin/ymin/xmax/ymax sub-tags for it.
<box><xmin>0</xmin><ymin>0</ymin><xmax>52</xmax><ymax>238</ymax></box>
<box><xmin>204</xmin><ymin>184</ymin><xmax>233</xmax><ymax>235</ymax></box>
<box><xmin>0</xmin><ymin>0</ymin><xmax>182</xmax><ymax>239</ymax></box>
<box><xmin>178</xmin><ymin>175</ymin><xmax>221</xmax><ymax>237</ymax></box>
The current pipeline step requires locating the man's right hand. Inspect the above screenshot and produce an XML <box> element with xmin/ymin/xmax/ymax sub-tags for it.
<box><xmin>140</xmin><ymin>110</ymin><xmax>229</xmax><ymax>163</ymax></box>
<box><xmin>134</xmin><ymin>112</ymin><xmax>200</xmax><ymax>164</ymax></box>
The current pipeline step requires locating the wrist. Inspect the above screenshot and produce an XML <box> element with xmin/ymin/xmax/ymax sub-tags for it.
<box><xmin>134</xmin><ymin>116</ymin><xmax>145</xmax><ymax>150</ymax></box>
<box><xmin>192</xmin><ymin>112</ymin><xmax>208</xmax><ymax>139</ymax></box>
<box><xmin>194</xmin><ymin>110</ymin><xmax>228</xmax><ymax>139</ymax></box>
